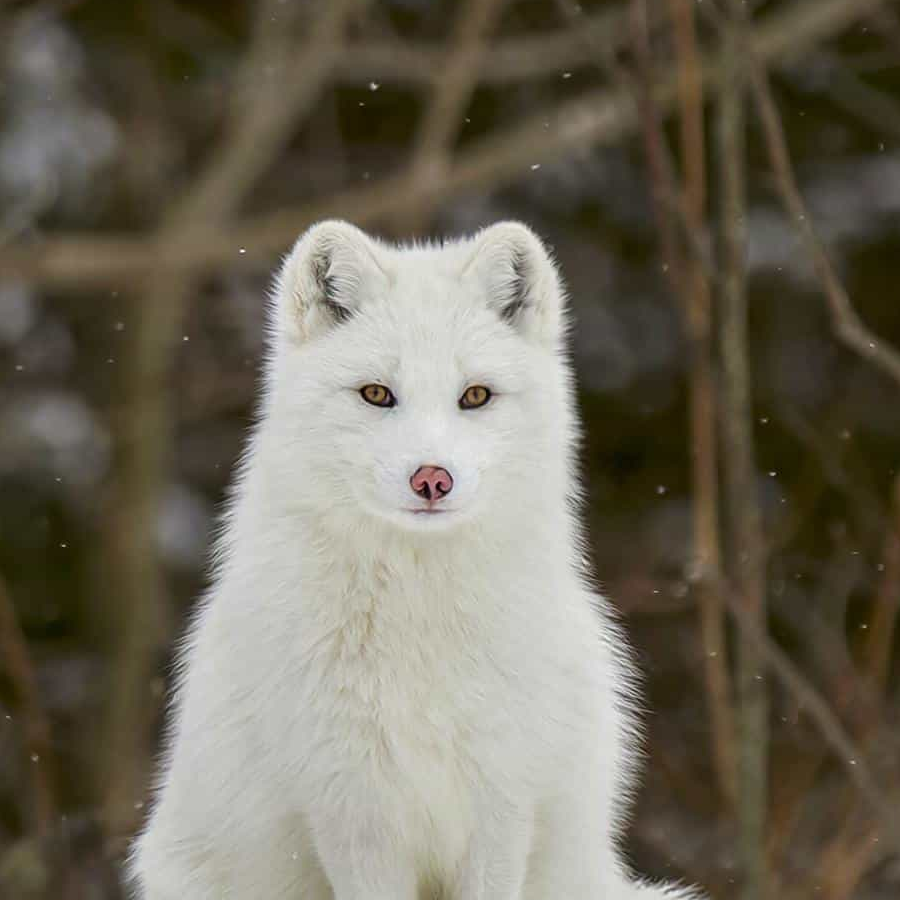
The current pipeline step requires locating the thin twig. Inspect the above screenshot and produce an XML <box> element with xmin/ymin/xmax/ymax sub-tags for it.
<box><xmin>721</xmin><ymin>581</ymin><xmax>900</xmax><ymax>855</ymax></box>
<box><xmin>559</xmin><ymin>0</ymin><xmax>719</xmax><ymax>287</ymax></box>
<box><xmin>789</xmin><ymin>51</ymin><xmax>900</xmax><ymax>145</ymax></box>
<box><xmin>719</xmin><ymin>0</ymin><xmax>900</xmax><ymax>389</ymax></box>
<box><xmin>399</xmin><ymin>0</ymin><xmax>508</xmax><ymax>233</ymax></box>
<box><xmin>814</xmin><ymin>815</ymin><xmax>891</xmax><ymax>900</ymax></box>
<box><xmin>633</xmin><ymin>0</ymin><xmax>737</xmax><ymax>806</ymax></box>
<box><xmin>335</xmin><ymin>3</ymin><xmax>646</xmax><ymax>86</ymax></box>
<box><xmin>171</xmin><ymin>0</ymin><xmax>367</xmax><ymax>226</ymax></box>
<box><xmin>716</xmin><ymin>14</ymin><xmax>769</xmax><ymax>895</ymax></box>
<box><xmin>775</xmin><ymin>401</ymin><xmax>886</xmax><ymax>548</ymax></box>
<box><xmin>0</xmin><ymin>573</ymin><xmax>56</xmax><ymax>838</ymax></box>
<box><xmin>629</xmin><ymin>0</ymin><xmax>686</xmax><ymax>296</ymax></box>
<box><xmin>766</xmin><ymin>530</ymin><xmax>886</xmax><ymax>872</ymax></box>
<box><xmin>862</xmin><ymin>474</ymin><xmax>900</xmax><ymax>692</ymax></box>
<box><xmin>628</xmin><ymin>0</ymin><xmax>738</xmax><ymax>809</ymax></box>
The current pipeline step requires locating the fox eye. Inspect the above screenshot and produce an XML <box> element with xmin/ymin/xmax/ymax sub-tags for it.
<box><xmin>459</xmin><ymin>385</ymin><xmax>492</xmax><ymax>410</ymax></box>
<box><xmin>360</xmin><ymin>384</ymin><xmax>396</xmax><ymax>408</ymax></box>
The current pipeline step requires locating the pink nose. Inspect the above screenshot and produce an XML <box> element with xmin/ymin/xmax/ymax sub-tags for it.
<box><xmin>410</xmin><ymin>465</ymin><xmax>454</xmax><ymax>501</ymax></box>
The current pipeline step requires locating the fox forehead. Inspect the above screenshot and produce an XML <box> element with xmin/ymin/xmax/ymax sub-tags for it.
<box><xmin>357</xmin><ymin>254</ymin><xmax>489</xmax><ymax>318</ymax></box>
<box><xmin>322</xmin><ymin>299</ymin><xmax>531</xmax><ymax>395</ymax></box>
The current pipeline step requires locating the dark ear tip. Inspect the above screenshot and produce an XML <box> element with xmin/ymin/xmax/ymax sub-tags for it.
<box><xmin>322</xmin><ymin>298</ymin><xmax>354</xmax><ymax>324</ymax></box>
<box><xmin>500</xmin><ymin>296</ymin><xmax>528</xmax><ymax>324</ymax></box>
<box><xmin>499</xmin><ymin>248</ymin><xmax>530</xmax><ymax>323</ymax></box>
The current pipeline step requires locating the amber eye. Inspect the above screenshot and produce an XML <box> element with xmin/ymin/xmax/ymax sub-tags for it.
<box><xmin>360</xmin><ymin>384</ymin><xmax>396</xmax><ymax>408</ymax></box>
<box><xmin>459</xmin><ymin>385</ymin><xmax>492</xmax><ymax>410</ymax></box>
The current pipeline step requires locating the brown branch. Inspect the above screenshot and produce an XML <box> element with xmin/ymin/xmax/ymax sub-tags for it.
<box><xmin>792</xmin><ymin>51</ymin><xmax>900</xmax><ymax>145</ymax></box>
<box><xmin>627</xmin><ymin>0</ymin><xmax>741</xmax><ymax>814</ymax></box>
<box><xmin>629</xmin><ymin>0</ymin><xmax>686</xmax><ymax>295</ymax></box>
<box><xmin>669</xmin><ymin>0</ymin><xmax>743</xmax><ymax>824</ymax></box>
<box><xmin>775</xmin><ymin>401</ymin><xmax>886</xmax><ymax>547</ymax></box>
<box><xmin>170</xmin><ymin>0</ymin><xmax>368</xmax><ymax>226</ymax></box>
<box><xmin>628</xmin><ymin>0</ymin><xmax>738</xmax><ymax>811</ymax></box>
<box><xmin>0</xmin><ymin>0</ymin><xmax>891</xmax><ymax>289</ymax></box>
<box><xmin>766</xmin><ymin>526</ymin><xmax>886</xmax><ymax>872</ymax></box>
<box><xmin>335</xmin><ymin>3</ymin><xmax>642</xmax><ymax>86</ymax></box>
<box><xmin>815</xmin><ymin>815</ymin><xmax>891</xmax><ymax>900</ymax></box>
<box><xmin>398</xmin><ymin>0</ymin><xmax>508</xmax><ymax>234</ymax></box>
<box><xmin>862</xmin><ymin>474</ymin><xmax>900</xmax><ymax>692</ymax></box>
<box><xmin>559</xmin><ymin>0</ymin><xmax>718</xmax><ymax>286</ymax></box>
<box><xmin>716</xmin><ymin>14</ymin><xmax>769</xmax><ymax>896</ymax></box>
<box><xmin>719</xmin><ymin>1</ymin><xmax>900</xmax><ymax>880</ymax></box>
<box><xmin>668</xmin><ymin>0</ymin><xmax>706</xmax><ymax>227</ymax></box>
<box><xmin>337</xmin><ymin>0</ymin><xmax>880</xmax><ymax>88</ymax></box>
<box><xmin>408</xmin><ymin>0</ymin><xmax>508</xmax><ymax>163</ymax></box>
<box><xmin>0</xmin><ymin>573</ymin><xmax>55</xmax><ymax>838</ymax></box>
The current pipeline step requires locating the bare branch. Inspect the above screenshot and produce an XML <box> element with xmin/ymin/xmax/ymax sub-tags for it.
<box><xmin>790</xmin><ymin>51</ymin><xmax>900</xmax><ymax>145</ymax></box>
<box><xmin>629</xmin><ymin>0</ymin><xmax>686</xmax><ymax>295</ymax></box>
<box><xmin>398</xmin><ymin>0</ymin><xmax>508</xmax><ymax>233</ymax></box>
<box><xmin>336</xmin><ymin>4</ymin><xmax>640</xmax><ymax>86</ymax></box>
<box><xmin>751</xmin><ymin>72</ymin><xmax>900</xmax><ymax>387</ymax></box>
<box><xmin>775</xmin><ymin>401</ymin><xmax>886</xmax><ymax>548</ymax></box>
<box><xmin>716</xmin><ymin>18</ymin><xmax>769</xmax><ymax>892</ymax></box>
<box><xmin>674</xmin><ymin>0</ymin><xmax>741</xmax><ymax>819</ymax></box>
<box><xmin>0</xmin><ymin>572</ymin><xmax>56</xmax><ymax>838</ymax></box>
<box><xmin>722</xmin><ymin>581</ymin><xmax>900</xmax><ymax>856</ymax></box>
<box><xmin>558</xmin><ymin>0</ymin><xmax>719</xmax><ymax>285</ymax></box>
<box><xmin>862</xmin><ymin>475</ymin><xmax>900</xmax><ymax>692</ymax></box>
<box><xmin>171</xmin><ymin>0</ymin><xmax>368</xmax><ymax>226</ymax></box>
<box><xmin>814</xmin><ymin>815</ymin><xmax>891</xmax><ymax>900</ymax></box>
<box><xmin>628</xmin><ymin>0</ymin><xmax>739</xmax><ymax>810</ymax></box>
<box><xmin>0</xmin><ymin>0</ymin><xmax>891</xmax><ymax>289</ymax></box>
<box><xmin>719</xmin><ymin>0</ymin><xmax>900</xmax><ymax>388</ymax></box>
<box><xmin>98</xmin><ymin>0</ymin><xmax>369</xmax><ymax>840</ymax></box>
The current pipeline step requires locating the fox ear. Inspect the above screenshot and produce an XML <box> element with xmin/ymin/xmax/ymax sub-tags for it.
<box><xmin>274</xmin><ymin>220</ymin><xmax>389</xmax><ymax>342</ymax></box>
<box><xmin>461</xmin><ymin>222</ymin><xmax>566</xmax><ymax>345</ymax></box>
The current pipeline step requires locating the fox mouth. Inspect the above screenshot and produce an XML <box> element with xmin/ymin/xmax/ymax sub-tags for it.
<box><xmin>405</xmin><ymin>507</ymin><xmax>451</xmax><ymax>515</ymax></box>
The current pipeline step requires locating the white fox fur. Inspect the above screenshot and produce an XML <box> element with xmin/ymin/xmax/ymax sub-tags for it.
<box><xmin>130</xmin><ymin>221</ymin><xmax>702</xmax><ymax>900</ymax></box>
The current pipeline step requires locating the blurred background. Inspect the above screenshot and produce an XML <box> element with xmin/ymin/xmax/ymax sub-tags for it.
<box><xmin>1</xmin><ymin>0</ymin><xmax>899</xmax><ymax>897</ymax></box>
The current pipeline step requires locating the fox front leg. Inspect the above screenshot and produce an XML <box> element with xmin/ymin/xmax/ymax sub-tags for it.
<box><xmin>455</xmin><ymin>802</ymin><xmax>533</xmax><ymax>900</ymax></box>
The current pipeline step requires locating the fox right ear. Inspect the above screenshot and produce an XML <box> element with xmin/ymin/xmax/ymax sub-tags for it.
<box><xmin>461</xmin><ymin>222</ymin><xmax>566</xmax><ymax>347</ymax></box>
<box><xmin>273</xmin><ymin>220</ymin><xmax>389</xmax><ymax>342</ymax></box>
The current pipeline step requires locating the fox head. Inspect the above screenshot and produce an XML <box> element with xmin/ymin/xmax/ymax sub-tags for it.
<box><xmin>260</xmin><ymin>220</ymin><xmax>578</xmax><ymax>536</ymax></box>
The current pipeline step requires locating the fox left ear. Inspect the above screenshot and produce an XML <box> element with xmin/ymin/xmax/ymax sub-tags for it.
<box><xmin>461</xmin><ymin>222</ymin><xmax>566</xmax><ymax>345</ymax></box>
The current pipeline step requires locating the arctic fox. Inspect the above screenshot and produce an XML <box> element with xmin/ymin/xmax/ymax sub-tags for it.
<box><xmin>130</xmin><ymin>221</ymin><xmax>701</xmax><ymax>900</ymax></box>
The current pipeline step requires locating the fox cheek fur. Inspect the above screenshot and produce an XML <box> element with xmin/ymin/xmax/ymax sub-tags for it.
<box><xmin>129</xmin><ymin>220</ymin><xmax>704</xmax><ymax>900</ymax></box>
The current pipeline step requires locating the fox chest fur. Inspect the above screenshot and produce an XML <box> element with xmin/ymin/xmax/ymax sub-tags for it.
<box><xmin>248</xmin><ymin>544</ymin><xmax>565</xmax><ymax>831</ymax></box>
